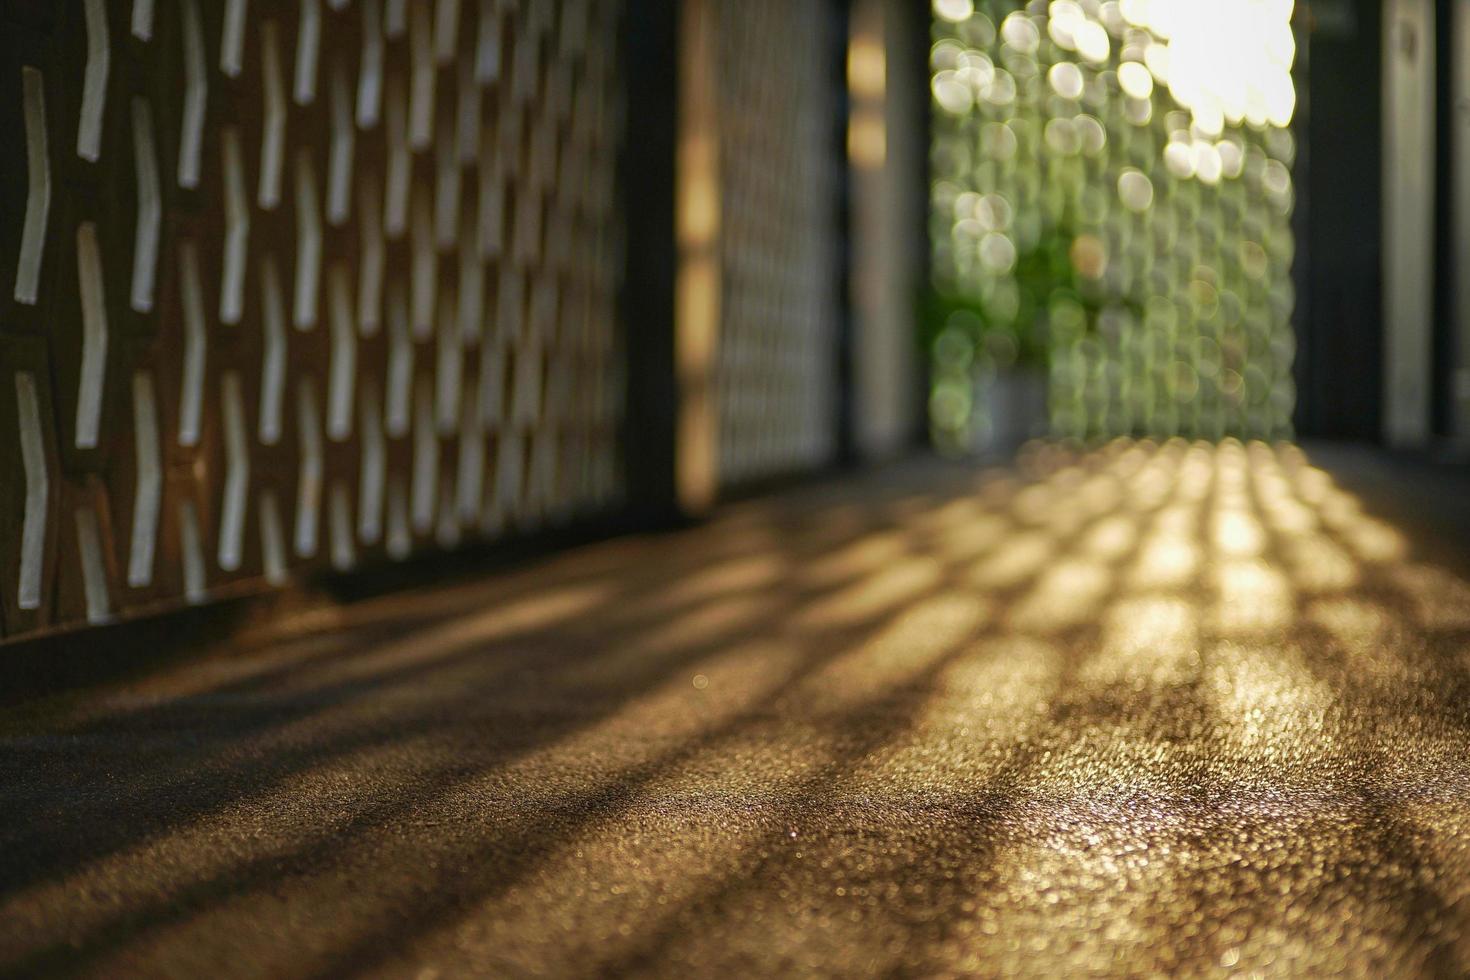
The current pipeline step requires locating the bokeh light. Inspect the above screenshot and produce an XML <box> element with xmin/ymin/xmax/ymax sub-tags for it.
<box><xmin>928</xmin><ymin>0</ymin><xmax>1298</xmax><ymax>452</ymax></box>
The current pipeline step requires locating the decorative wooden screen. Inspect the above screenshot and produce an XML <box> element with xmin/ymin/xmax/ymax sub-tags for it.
<box><xmin>0</xmin><ymin>0</ymin><xmax>625</xmax><ymax>641</ymax></box>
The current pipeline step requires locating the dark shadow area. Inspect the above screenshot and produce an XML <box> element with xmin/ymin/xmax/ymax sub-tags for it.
<box><xmin>0</xmin><ymin>594</ymin><xmax>270</xmax><ymax>711</ymax></box>
<box><xmin>0</xmin><ymin>512</ymin><xmax>649</xmax><ymax>711</ymax></box>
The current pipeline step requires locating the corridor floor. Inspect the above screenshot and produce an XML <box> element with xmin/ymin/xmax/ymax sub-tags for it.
<box><xmin>3</xmin><ymin>441</ymin><xmax>1470</xmax><ymax>977</ymax></box>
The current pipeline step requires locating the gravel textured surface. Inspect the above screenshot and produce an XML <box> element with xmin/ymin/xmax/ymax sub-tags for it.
<box><xmin>3</xmin><ymin>441</ymin><xmax>1470</xmax><ymax>978</ymax></box>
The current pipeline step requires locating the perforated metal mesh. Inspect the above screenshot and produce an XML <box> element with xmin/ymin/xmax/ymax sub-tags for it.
<box><xmin>712</xmin><ymin>0</ymin><xmax>840</xmax><ymax>487</ymax></box>
<box><xmin>0</xmin><ymin>0</ymin><xmax>625</xmax><ymax>641</ymax></box>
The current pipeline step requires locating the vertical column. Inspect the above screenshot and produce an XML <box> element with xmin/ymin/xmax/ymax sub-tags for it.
<box><xmin>1452</xmin><ymin>0</ymin><xmax>1470</xmax><ymax>445</ymax></box>
<box><xmin>1383</xmin><ymin>0</ymin><xmax>1436</xmax><ymax>446</ymax></box>
<box><xmin>848</xmin><ymin>0</ymin><xmax>924</xmax><ymax>461</ymax></box>
<box><xmin>1294</xmin><ymin>0</ymin><xmax>1384</xmax><ymax>440</ymax></box>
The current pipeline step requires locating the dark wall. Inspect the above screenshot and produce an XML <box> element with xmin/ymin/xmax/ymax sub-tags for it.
<box><xmin>1294</xmin><ymin>0</ymin><xmax>1385</xmax><ymax>439</ymax></box>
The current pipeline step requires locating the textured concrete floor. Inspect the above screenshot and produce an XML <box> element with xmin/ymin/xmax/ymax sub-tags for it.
<box><xmin>3</xmin><ymin>441</ymin><xmax>1470</xmax><ymax>978</ymax></box>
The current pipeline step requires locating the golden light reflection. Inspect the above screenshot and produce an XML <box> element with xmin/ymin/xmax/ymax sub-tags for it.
<box><xmin>1205</xmin><ymin>641</ymin><xmax>1333</xmax><ymax>761</ymax></box>
<box><xmin>1011</xmin><ymin>482</ymin><xmax>1061</xmax><ymax>525</ymax></box>
<box><xmin>1387</xmin><ymin>564</ymin><xmax>1470</xmax><ymax>632</ymax></box>
<box><xmin>861</xmin><ymin>634</ymin><xmax>1061</xmax><ymax>783</ymax></box>
<box><xmin>847</xmin><ymin>33</ymin><xmax>886</xmax><ymax>99</ymax></box>
<box><xmin>1124</xmin><ymin>462</ymin><xmax>1174</xmax><ymax>510</ymax></box>
<box><xmin>1306</xmin><ymin>597</ymin><xmax>1393</xmax><ymax>652</ymax></box>
<box><xmin>1284</xmin><ymin>536</ymin><xmax>1360</xmax><ymax>593</ymax></box>
<box><xmin>847</xmin><ymin>112</ymin><xmax>887</xmax><ymax>169</ymax></box>
<box><xmin>1211</xmin><ymin>510</ymin><xmax>1267</xmax><ymax>558</ymax></box>
<box><xmin>801</xmin><ymin>530</ymin><xmax>912</xmax><ymax>588</ymax></box>
<box><xmin>794</xmin><ymin>557</ymin><xmax>945</xmax><ymax>630</ymax></box>
<box><xmin>1074</xmin><ymin>473</ymin><xmax>1126</xmax><ymax>517</ymax></box>
<box><xmin>16</xmin><ymin>441</ymin><xmax>1470</xmax><ymax>979</ymax></box>
<box><xmin>971</xmin><ymin>530</ymin><xmax>1054</xmax><ymax>589</ymax></box>
<box><xmin>1085</xmin><ymin>595</ymin><xmax>1200</xmax><ymax>685</ymax></box>
<box><xmin>795</xmin><ymin>593</ymin><xmax>990</xmax><ymax>709</ymax></box>
<box><xmin>664</xmin><ymin>554</ymin><xmax>786</xmax><ymax>606</ymax></box>
<box><xmin>1339</xmin><ymin>517</ymin><xmax>1409</xmax><ymax>565</ymax></box>
<box><xmin>1211</xmin><ymin>559</ymin><xmax>1293</xmax><ymax>635</ymax></box>
<box><xmin>1081</xmin><ymin>515</ymin><xmax>1137</xmax><ymax>561</ymax></box>
<box><xmin>675</xmin><ymin>0</ymin><xmax>721</xmax><ymax>514</ymax></box>
<box><xmin>938</xmin><ymin>512</ymin><xmax>1013</xmax><ymax>562</ymax></box>
<box><xmin>1128</xmin><ymin>535</ymin><xmax>1200</xmax><ymax>591</ymax></box>
<box><xmin>636</xmin><ymin>594</ymin><xmax>785</xmax><ymax>658</ymax></box>
<box><xmin>1009</xmin><ymin>559</ymin><xmax>1113</xmax><ymax>633</ymax></box>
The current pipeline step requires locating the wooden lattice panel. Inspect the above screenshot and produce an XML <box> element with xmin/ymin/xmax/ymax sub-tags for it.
<box><xmin>0</xmin><ymin>0</ymin><xmax>625</xmax><ymax>641</ymax></box>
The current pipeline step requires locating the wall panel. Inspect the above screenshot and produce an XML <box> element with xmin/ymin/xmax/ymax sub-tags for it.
<box><xmin>0</xmin><ymin>0</ymin><xmax>626</xmax><ymax>643</ymax></box>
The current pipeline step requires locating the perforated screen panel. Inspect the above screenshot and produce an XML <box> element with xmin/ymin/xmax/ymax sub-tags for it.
<box><xmin>0</xmin><ymin>0</ymin><xmax>625</xmax><ymax>641</ymax></box>
<box><xmin>711</xmin><ymin>0</ymin><xmax>840</xmax><ymax>487</ymax></box>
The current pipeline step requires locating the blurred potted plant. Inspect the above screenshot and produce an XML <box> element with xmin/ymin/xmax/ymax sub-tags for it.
<box><xmin>925</xmin><ymin>212</ymin><xmax>1136</xmax><ymax>454</ymax></box>
<box><xmin>923</xmin><ymin>229</ymin><xmax>1068</xmax><ymax>455</ymax></box>
<box><xmin>923</xmin><ymin>287</ymin><xmax>1048</xmax><ymax>455</ymax></box>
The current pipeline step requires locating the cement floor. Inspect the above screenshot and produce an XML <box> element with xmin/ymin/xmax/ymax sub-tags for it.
<box><xmin>3</xmin><ymin>441</ymin><xmax>1470</xmax><ymax>977</ymax></box>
